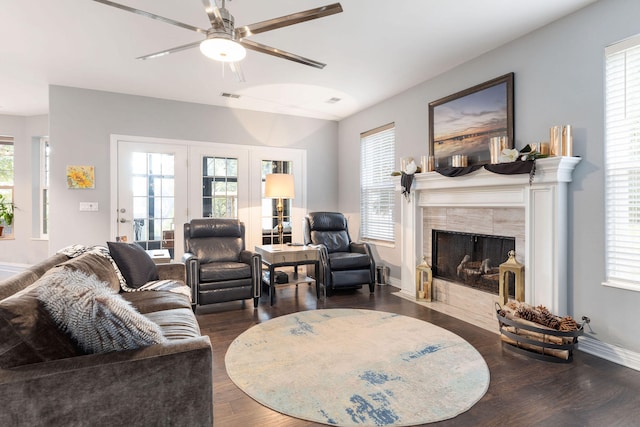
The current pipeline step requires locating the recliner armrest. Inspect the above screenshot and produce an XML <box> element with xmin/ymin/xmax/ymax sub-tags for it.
<box><xmin>350</xmin><ymin>242</ymin><xmax>370</xmax><ymax>254</ymax></box>
<box><xmin>182</xmin><ymin>252</ymin><xmax>199</xmax><ymax>304</ymax></box>
<box><xmin>181</xmin><ymin>252</ymin><xmax>197</xmax><ymax>264</ymax></box>
<box><xmin>239</xmin><ymin>250</ymin><xmax>262</xmax><ymax>299</ymax></box>
<box><xmin>239</xmin><ymin>249</ymin><xmax>258</xmax><ymax>265</ymax></box>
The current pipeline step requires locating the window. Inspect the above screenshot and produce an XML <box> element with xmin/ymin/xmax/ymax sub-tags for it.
<box><xmin>261</xmin><ymin>160</ymin><xmax>293</xmax><ymax>244</ymax></box>
<box><xmin>202</xmin><ymin>156</ymin><xmax>238</xmax><ymax>218</ymax></box>
<box><xmin>40</xmin><ymin>138</ymin><xmax>50</xmax><ymax>237</ymax></box>
<box><xmin>360</xmin><ymin>123</ymin><xmax>395</xmax><ymax>243</ymax></box>
<box><xmin>604</xmin><ymin>34</ymin><xmax>640</xmax><ymax>290</ymax></box>
<box><xmin>0</xmin><ymin>135</ymin><xmax>14</xmax><ymax>238</ymax></box>
<box><xmin>131</xmin><ymin>152</ymin><xmax>176</xmax><ymax>257</ymax></box>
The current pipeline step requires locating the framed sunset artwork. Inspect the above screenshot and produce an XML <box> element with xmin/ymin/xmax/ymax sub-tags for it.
<box><xmin>429</xmin><ymin>73</ymin><xmax>514</xmax><ymax>166</ymax></box>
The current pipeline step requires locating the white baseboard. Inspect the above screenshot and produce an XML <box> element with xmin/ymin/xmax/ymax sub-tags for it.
<box><xmin>578</xmin><ymin>336</ymin><xmax>640</xmax><ymax>372</ymax></box>
<box><xmin>392</xmin><ymin>288</ymin><xmax>640</xmax><ymax>373</ymax></box>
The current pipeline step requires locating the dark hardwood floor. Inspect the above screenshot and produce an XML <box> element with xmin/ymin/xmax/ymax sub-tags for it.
<box><xmin>195</xmin><ymin>283</ymin><xmax>640</xmax><ymax>427</ymax></box>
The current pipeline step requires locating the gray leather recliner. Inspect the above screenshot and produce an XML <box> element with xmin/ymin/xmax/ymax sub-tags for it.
<box><xmin>183</xmin><ymin>218</ymin><xmax>261</xmax><ymax>309</ymax></box>
<box><xmin>303</xmin><ymin>212</ymin><xmax>376</xmax><ymax>296</ymax></box>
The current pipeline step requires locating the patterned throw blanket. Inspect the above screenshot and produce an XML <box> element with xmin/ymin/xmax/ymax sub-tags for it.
<box><xmin>57</xmin><ymin>244</ymin><xmax>190</xmax><ymax>299</ymax></box>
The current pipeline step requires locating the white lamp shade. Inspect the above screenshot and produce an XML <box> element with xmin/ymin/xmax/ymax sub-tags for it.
<box><xmin>199</xmin><ymin>38</ymin><xmax>246</xmax><ymax>62</ymax></box>
<box><xmin>265</xmin><ymin>174</ymin><xmax>295</xmax><ymax>199</ymax></box>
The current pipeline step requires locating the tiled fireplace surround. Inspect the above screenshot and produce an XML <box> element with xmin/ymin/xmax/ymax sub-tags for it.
<box><xmin>397</xmin><ymin>157</ymin><xmax>580</xmax><ymax>332</ymax></box>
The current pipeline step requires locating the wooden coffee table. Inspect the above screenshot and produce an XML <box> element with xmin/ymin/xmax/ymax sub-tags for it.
<box><xmin>255</xmin><ymin>244</ymin><xmax>321</xmax><ymax>305</ymax></box>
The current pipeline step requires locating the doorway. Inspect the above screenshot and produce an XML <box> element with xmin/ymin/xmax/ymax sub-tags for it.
<box><xmin>112</xmin><ymin>136</ymin><xmax>307</xmax><ymax>258</ymax></box>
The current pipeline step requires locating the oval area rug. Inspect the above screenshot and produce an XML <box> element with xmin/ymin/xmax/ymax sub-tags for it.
<box><xmin>225</xmin><ymin>309</ymin><xmax>490</xmax><ymax>426</ymax></box>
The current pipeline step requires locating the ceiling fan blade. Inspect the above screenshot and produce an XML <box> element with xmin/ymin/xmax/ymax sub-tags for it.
<box><xmin>92</xmin><ymin>0</ymin><xmax>208</xmax><ymax>35</ymax></box>
<box><xmin>200</xmin><ymin>0</ymin><xmax>225</xmax><ymax>29</ymax></box>
<box><xmin>229</xmin><ymin>62</ymin><xmax>246</xmax><ymax>83</ymax></box>
<box><xmin>136</xmin><ymin>40</ymin><xmax>203</xmax><ymax>60</ymax></box>
<box><xmin>236</xmin><ymin>3</ymin><xmax>342</xmax><ymax>38</ymax></box>
<box><xmin>239</xmin><ymin>39</ymin><xmax>326</xmax><ymax>69</ymax></box>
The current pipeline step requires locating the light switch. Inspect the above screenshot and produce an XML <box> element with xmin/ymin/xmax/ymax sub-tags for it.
<box><xmin>79</xmin><ymin>202</ymin><xmax>99</xmax><ymax>211</ymax></box>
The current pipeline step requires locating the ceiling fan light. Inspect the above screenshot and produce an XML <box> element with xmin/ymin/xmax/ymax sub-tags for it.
<box><xmin>200</xmin><ymin>38</ymin><xmax>246</xmax><ymax>62</ymax></box>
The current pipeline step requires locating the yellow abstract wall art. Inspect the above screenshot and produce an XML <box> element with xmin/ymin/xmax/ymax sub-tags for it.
<box><xmin>66</xmin><ymin>165</ymin><xmax>95</xmax><ymax>189</ymax></box>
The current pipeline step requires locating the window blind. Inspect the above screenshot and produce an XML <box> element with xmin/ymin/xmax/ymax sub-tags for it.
<box><xmin>605</xmin><ymin>35</ymin><xmax>640</xmax><ymax>289</ymax></box>
<box><xmin>360</xmin><ymin>123</ymin><xmax>395</xmax><ymax>242</ymax></box>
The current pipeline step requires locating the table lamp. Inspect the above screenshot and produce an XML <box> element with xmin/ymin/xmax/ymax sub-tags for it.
<box><xmin>264</xmin><ymin>173</ymin><xmax>295</xmax><ymax>245</ymax></box>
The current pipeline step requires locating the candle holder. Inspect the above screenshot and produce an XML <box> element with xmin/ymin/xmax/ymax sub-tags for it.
<box><xmin>499</xmin><ymin>250</ymin><xmax>524</xmax><ymax>305</ymax></box>
<box><xmin>415</xmin><ymin>256</ymin><xmax>432</xmax><ymax>301</ymax></box>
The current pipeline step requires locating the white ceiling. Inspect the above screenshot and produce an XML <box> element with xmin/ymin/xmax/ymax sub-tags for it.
<box><xmin>0</xmin><ymin>0</ymin><xmax>596</xmax><ymax>121</ymax></box>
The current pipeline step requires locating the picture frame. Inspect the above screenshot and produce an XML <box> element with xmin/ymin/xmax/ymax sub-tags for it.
<box><xmin>66</xmin><ymin>165</ymin><xmax>95</xmax><ymax>189</ymax></box>
<box><xmin>429</xmin><ymin>73</ymin><xmax>514</xmax><ymax>167</ymax></box>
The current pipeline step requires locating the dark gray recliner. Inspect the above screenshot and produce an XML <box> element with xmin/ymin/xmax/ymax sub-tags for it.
<box><xmin>303</xmin><ymin>212</ymin><xmax>376</xmax><ymax>296</ymax></box>
<box><xmin>183</xmin><ymin>218</ymin><xmax>261</xmax><ymax>309</ymax></box>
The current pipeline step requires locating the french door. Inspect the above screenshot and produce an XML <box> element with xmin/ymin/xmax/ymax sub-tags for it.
<box><xmin>115</xmin><ymin>141</ymin><xmax>188</xmax><ymax>260</ymax></box>
<box><xmin>188</xmin><ymin>145</ymin><xmax>249</xmax><ymax>226</ymax></box>
<box><xmin>112</xmin><ymin>136</ymin><xmax>306</xmax><ymax>257</ymax></box>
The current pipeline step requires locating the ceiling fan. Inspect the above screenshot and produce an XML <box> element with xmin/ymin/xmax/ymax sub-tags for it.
<box><xmin>92</xmin><ymin>0</ymin><xmax>343</xmax><ymax>78</ymax></box>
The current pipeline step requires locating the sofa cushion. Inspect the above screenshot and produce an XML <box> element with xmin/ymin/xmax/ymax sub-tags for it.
<box><xmin>144</xmin><ymin>308</ymin><xmax>202</xmax><ymax>340</ymax></box>
<box><xmin>200</xmin><ymin>261</ymin><xmax>251</xmax><ymax>282</ymax></box>
<box><xmin>188</xmin><ymin>238</ymin><xmax>244</xmax><ymax>264</ymax></box>
<box><xmin>0</xmin><ymin>253</ymin><xmax>69</xmax><ymax>301</ymax></box>
<box><xmin>121</xmin><ymin>289</ymin><xmax>192</xmax><ymax>314</ymax></box>
<box><xmin>0</xmin><ymin>278</ymin><xmax>81</xmax><ymax>368</ymax></box>
<box><xmin>328</xmin><ymin>252</ymin><xmax>372</xmax><ymax>270</ymax></box>
<box><xmin>107</xmin><ymin>241</ymin><xmax>159</xmax><ymax>288</ymax></box>
<box><xmin>310</xmin><ymin>230</ymin><xmax>350</xmax><ymax>253</ymax></box>
<box><xmin>307</xmin><ymin>212</ymin><xmax>348</xmax><ymax>231</ymax></box>
<box><xmin>38</xmin><ymin>269</ymin><xmax>166</xmax><ymax>354</ymax></box>
<box><xmin>58</xmin><ymin>244</ymin><xmax>129</xmax><ymax>290</ymax></box>
<box><xmin>0</xmin><ymin>269</ymin><xmax>39</xmax><ymax>302</ymax></box>
<box><xmin>56</xmin><ymin>252</ymin><xmax>121</xmax><ymax>293</ymax></box>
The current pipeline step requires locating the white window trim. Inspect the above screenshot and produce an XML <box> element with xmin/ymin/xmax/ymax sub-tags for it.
<box><xmin>360</xmin><ymin>123</ymin><xmax>395</xmax><ymax>243</ymax></box>
<box><xmin>39</xmin><ymin>137</ymin><xmax>49</xmax><ymax>239</ymax></box>
<box><xmin>0</xmin><ymin>135</ymin><xmax>15</xmax><ymax>239</ymax></box>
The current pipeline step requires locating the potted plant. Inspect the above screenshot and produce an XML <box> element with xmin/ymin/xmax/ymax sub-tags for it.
<box><xmin>0</xmin><ymin>194</ymin><xmax>14</xmax><ymax>237</ymax></box>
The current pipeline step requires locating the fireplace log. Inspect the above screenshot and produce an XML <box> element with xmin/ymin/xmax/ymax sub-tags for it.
<box><xmin>502</xmin><ymin>325</ymin><xmax>564</xmax><ymax>345</ymax></box>
<box><xmin>500</xmin><ymin>335</ymin><xmax>569</xmax><ymax>360</ymax></box>
<box><xmin>499</xmin><ymin>310</ymin><xmax>569</xmax><ymax>338</ymax></box>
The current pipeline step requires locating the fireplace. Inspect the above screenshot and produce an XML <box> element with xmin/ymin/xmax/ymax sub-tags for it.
<box><xmin>432</xmin><ymin>230</ymin><xmax>515</xmax><ymax>296</ymax></box>
<box><xmin>397</xmin><ymin>157</ymin><xmax>581</xmax><ymax>329</ymax></box>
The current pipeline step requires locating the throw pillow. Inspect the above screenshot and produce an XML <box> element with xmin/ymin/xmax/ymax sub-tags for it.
<box><xmin>55</xmin><ymin>252</ymin><xmax>122</xmax><ymax>292</ymax></box>
<box><xmin>0</xmin><ymin>278</ymin><xmax>81</xmax><ymax>368</ymax></box>
<box><xmin>38</xmin><ymin>269</ymin><xmax>166</xmax><ymax>354</ymax></box>
<box><xmin>56</xmin><ymin>244</ymin><xmax>129</xmax><ymax>290</ymax></box>
<box><xmin>107</xmin><ymin>241</ymin><xmax>159</xmax><ymax>288</ymax></box>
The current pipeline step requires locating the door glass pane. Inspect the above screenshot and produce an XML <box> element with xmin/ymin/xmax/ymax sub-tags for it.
<box><xmin>261</xmin><ymin>160</ymin><xmax>293</xmax><ymax>245</ymax></box>
<box><xmin>131</xmin><ymin>152</ymin><xmax>176</xmax><ymax>257</ymax></box>
<box><xmin>202</xmin><ymin>156</ymin><xmax>238</xmax><ymax>218</ymax></box>
<box><xmin>131</xmin><ymin>152</ymin><xmax>147</xmax><ymax>174</ymax></box>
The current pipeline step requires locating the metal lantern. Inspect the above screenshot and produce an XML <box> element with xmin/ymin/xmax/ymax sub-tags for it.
<box><xmin>415</xmin><ymin>256</ymin><xmax>432</xmax><ymax>301</ymax></box>
<box><xmin>499</xmin><ymin>250</ymin><xmax>525</xmax><ymax>305</ymax></box>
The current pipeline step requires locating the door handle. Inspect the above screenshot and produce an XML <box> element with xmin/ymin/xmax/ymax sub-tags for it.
<box><xmin>119</xmin><ymin>218</ymin><xmax>128</xmax><ymax>223</ymax></box>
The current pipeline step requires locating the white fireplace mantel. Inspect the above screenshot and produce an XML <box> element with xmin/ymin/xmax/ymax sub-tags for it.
<box><xmin>397</xmin><ymin>156</ymin><xmax>581</xmax><ymax>316</ymax></box>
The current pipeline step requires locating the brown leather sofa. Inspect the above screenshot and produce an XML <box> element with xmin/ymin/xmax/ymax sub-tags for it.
<box><xmin>0</xmin><ymin>250</ymin><xmax>213</xmax><ymax>426</ymax></box>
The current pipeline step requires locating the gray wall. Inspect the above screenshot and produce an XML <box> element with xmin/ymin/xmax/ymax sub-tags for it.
<box><xmin>338</xmin><ymin>0</ymin><xmax>640</xmax><ymax>353</ymax></box>
<box><xmin>48</xmin><ymin>86</ymin><xmax>339</xmax><ymax>254</ymax></box>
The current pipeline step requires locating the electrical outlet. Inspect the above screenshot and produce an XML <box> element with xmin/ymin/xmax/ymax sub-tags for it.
<box><xmin>79</xmin><ymin>202</ymin><xmax>99</xmax><ymax>212</ymax></box>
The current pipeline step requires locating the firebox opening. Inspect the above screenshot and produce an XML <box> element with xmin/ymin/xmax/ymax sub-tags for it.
<box><xmin>432</xmin><ymin>229</ymin><xmax>516</xmax><ymax>296</ymax></box>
